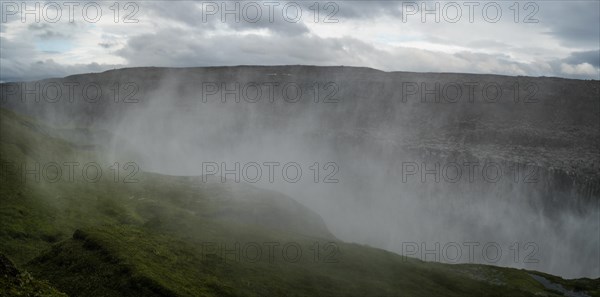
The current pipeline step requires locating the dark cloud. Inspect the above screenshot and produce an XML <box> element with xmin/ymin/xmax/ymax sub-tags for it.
<box><xmin>563</xmin><ymin>50</ymin><xmax>600</xmax><ymax>68</ymax></box>
<box><xmin>116</xmin><ymin>27</ymin><xmax>377</xmax><ymax>68</ymax></box>
<box><xmin>539</xmin><ymin>1</ymin><xmax>600</xmax><ymax>47</ymax></box>
<box><xmin>98</xmin><ymin>42</ymin><xmax>118</xmax><ymax>49</ymax></box>
<box><xmin>28</xmin><ymin>23</ymin><xmax>50</xmax><ymax>30</ymax></box>
<box><xmin>144</xmin><ymin>2</ymin><xmax>215</xmax><ymax>29</ymax></box>
<box><xmin>226</xmin><ymin>16</ymin><xmax>310</xmax><ymax>36</ymax></box>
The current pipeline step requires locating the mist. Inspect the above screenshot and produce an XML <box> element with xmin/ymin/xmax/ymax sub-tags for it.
<box><xmin>40</xmin><ymin>66</ymin><xmax>593</xmax><ymax>279</ymax></box>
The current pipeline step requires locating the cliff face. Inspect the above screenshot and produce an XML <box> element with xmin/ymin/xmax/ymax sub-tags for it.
<box><xmin>1</xmin><ymin>66</ymin><xmax>598</xmax><ymax>278</ymax></box>
<box><xmin>1</xmin><ymin>66</ymin><xmax>597</xmax><ymax>205</ymax></box>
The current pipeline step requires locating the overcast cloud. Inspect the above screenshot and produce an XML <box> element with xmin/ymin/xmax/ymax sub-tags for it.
<box><xmin>0</xmin><ymin>0</ymin><xmax>599</xmax><ymax>81</ymax></box>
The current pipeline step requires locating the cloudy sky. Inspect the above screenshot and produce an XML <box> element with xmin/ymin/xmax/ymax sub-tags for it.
<box><xmin>1</xmin><ymin>0</ymin><xmax>599</xmax><ymax>82</ymax></box>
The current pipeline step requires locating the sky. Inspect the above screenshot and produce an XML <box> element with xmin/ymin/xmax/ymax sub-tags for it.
<box><xmin>1</xmin><ymin>0</ymin><xmax>599</xmax><ymax>82</ymax></box>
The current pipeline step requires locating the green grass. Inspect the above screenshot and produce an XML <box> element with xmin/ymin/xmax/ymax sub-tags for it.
<box><xmin>25</xmin><ymin>224</ymin><xmax>573</xmax><ymax>297</ymax></box>
<box><xmin>1</xmin><ymin>107</ymin><xmax>598</xmax><ymax>296</ymax></box>
<box><xmin>0</xmin><ymin>253</ymin><xmax>67</xmax><ymax>297</ymax></box>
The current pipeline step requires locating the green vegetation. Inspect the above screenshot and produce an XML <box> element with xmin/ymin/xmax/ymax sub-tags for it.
<box><xmin>0</xmin><ymin>253</ymin><xmax>67</xmax><ymax>297</ymax></box>
<box><xmin>1</xmin><ymin>107</ymin><xmax>598</xmax><ymax>296</ymax></box>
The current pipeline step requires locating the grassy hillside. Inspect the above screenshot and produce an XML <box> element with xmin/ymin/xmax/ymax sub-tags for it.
<box><xmin>0</xmin><ymin>253</ymin><xmax>67</xmax><ymax>297</ymax></box>
<box><xmin>0</xmin><ymin>107</ymin><xmax>598</xmax><ymax>296</ymax></box>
